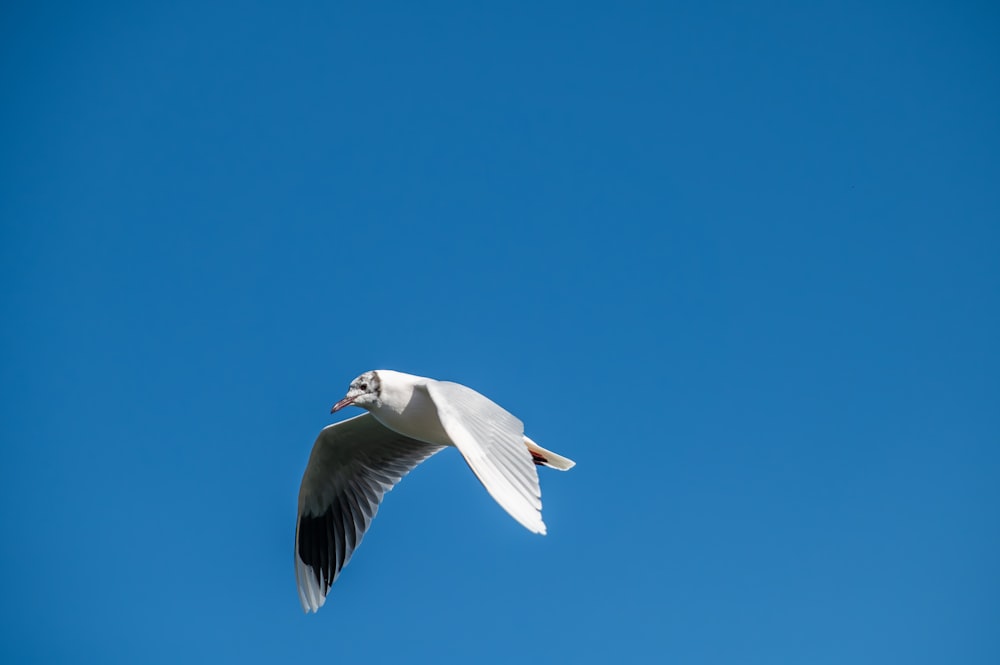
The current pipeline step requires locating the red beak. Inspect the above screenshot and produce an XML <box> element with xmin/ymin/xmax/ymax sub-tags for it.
<box><xmin>330</xmin><ymin>396</ymin><xmax>356</xmax><ymax>413</ymax></box>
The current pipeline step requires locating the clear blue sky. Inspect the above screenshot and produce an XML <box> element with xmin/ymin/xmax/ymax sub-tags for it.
<box><xmin>2</xmin><ymin>2</ymin><xmax>998</xmax><ymax>663</ymax></box>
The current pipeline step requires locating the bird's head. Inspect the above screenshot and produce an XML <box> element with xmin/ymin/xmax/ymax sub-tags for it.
<box><xmin>331</xmin><ymin>370</ymin><xmax>383</xmax><ymax>413</ymax></box>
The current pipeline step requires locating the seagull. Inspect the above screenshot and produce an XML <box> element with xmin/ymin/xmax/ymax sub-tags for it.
<box><xmin>294</xmin><ymin>369</ymin><xmax>575</xmax><ymax>613</ymax></box>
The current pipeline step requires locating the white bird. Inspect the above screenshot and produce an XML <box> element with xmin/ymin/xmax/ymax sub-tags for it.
<box><xmin>294</xmin><ymin>369</ymin><xmax>575</xmax><ymax>613</ymax></box>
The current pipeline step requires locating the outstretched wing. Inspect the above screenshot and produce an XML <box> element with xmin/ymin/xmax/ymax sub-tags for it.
<box><xmin>423</xmin><ymin>380</ymin><xmax>545</xmax><ymax>535</ymax></box>
<box><xmin>295</xmin><ymin>413</ymin><xmax>444</xmax><ymax>612</ymax></box>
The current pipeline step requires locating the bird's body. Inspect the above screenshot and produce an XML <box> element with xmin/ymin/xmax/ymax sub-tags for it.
<box><xmin>295</xmin><ymin>370</ymin><xmax>575</xmax><ymax>613</ymax></box>
<box><xmin>366</xmin><ymin>370</ymin><xmax>453</xmax><ymax>444</ymax></box>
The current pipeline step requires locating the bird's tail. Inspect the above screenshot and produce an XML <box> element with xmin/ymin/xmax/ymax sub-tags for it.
<box><xmin>524</xmin><ymin>436</ymin><xmax>576</xmax><ymax>471</ymax></box>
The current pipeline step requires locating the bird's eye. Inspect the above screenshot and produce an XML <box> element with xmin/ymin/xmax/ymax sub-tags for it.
<box><xmin>359</xmin><ymin>382</ymin><xmax>368</xmax><ymax>391</ymax></box>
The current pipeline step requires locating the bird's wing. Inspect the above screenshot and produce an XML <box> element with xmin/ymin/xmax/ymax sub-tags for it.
<box><xmin>295</xmin><ymin>413</ymin><xmax>444</xmax><ymax>613</ymax></box>
<box><xmin>423</xmin><ymin>380</ymin><xmax>545</xmax><ymax>535</ymax></box>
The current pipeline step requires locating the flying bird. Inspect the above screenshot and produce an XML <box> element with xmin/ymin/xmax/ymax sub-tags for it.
<box><xmin>294</xmin><ymin>369</ymin><xmax>575</xmax><ymax>613</ymax></box>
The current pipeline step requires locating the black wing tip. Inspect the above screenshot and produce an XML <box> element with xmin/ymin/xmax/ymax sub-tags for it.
<box><xmin>298</xmin><ymin>511</ymin><xmax>337</xmax><ymax>594</ymax></box>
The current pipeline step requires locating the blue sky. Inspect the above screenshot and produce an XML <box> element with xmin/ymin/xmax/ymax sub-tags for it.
<box><xmin>2</xmin><ymin>1</ymin><xmax>998</xmax><ymax>663</ymax></box>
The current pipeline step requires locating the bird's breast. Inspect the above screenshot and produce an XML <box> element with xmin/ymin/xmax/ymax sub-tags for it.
<box><xmin>372</xmin><ymin>384</ymin><xmax>454</xmax><ymax>447</ymax></box>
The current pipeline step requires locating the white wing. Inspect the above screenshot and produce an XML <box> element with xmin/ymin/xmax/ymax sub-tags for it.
<box><xmin>295</xmin><ymin>413</ymin><xmax>443</xmax><ymax>613</ymax></box>
<box><xmin>423</xmin><ymin>380</ymin><xmax>546</xmax><ymax>535</ymax></box>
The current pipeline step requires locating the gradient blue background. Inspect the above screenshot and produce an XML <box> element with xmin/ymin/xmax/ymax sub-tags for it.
<box><xmin>2</xmin><ymin>2</ymin><xmax>998</xmax><ymax>663</ymax></box>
